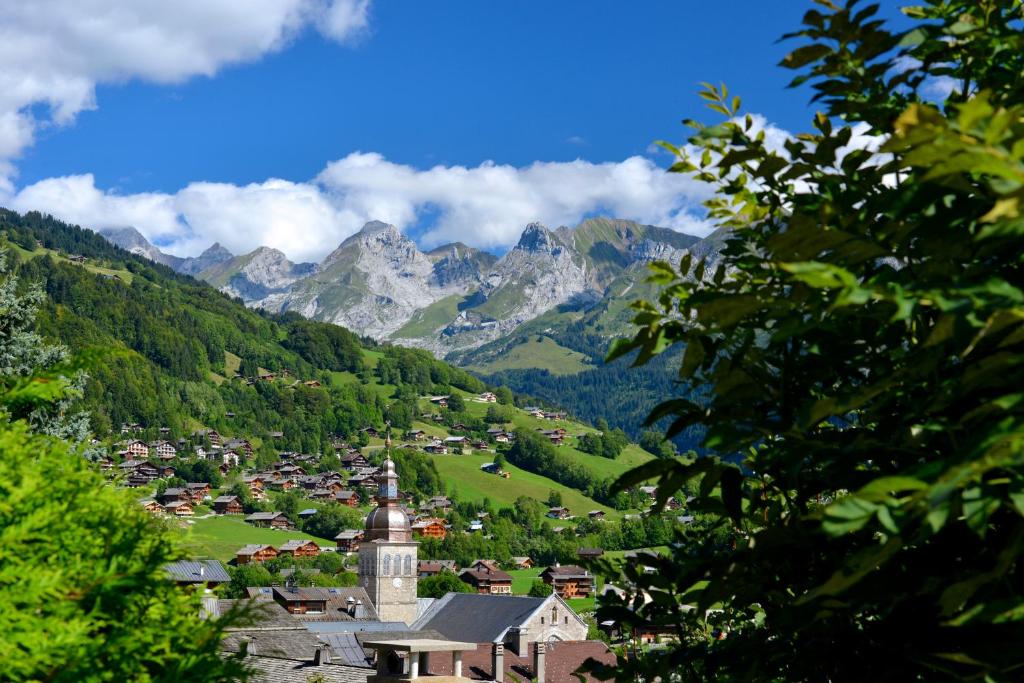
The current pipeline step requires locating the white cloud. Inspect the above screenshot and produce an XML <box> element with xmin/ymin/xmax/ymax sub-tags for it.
<box><xmin>0</xmin><ymin>0</ymin><xmax>371</xmax><ymax>188</ymax></box>
<box><xmin>8</xmin><ymin>153</ymin><xmax>717</xmax><ymax>261</ymax></box>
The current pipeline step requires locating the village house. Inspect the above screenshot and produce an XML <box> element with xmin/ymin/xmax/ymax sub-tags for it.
<box><xmin>125</xmin><ymin>463</ymin><xmax>160</xmax><ymax>486</ymax></box>
<box><xmin>139</xmin><ymin>498</ymin><xmax>164</xmax><ymax>514</ymax></box>
<box><xmin>511</xmin><ymin>556</ymin><xmax>534</xmax><ymax>569</ymax></box>
<box><xmin>577</xmin><ymin>547</ymin><xmax>605</xmax><ymax>562</ymax></box>
<box><xmin>587</xmin><ymin>510</ymin><xmax>607</xmax><ymax>521</ymax></box>
<box><xmin>245</xmin><ymin>511</ymin><xmax>292</xmax><ymax>529</ymax></box>
<box><xmin>422</xmin><ymin>496</ymin><xmax>452</xmax><ymax>514</ymax></box>
<box><xmin>423</xmin><ymin>441</ymin><xmax>448</xmax><ymax>455</ymax></box>
<box><xmin>405</xmin><ymin>429</ymin><xmax>427</xmax><ymax>441</ymax></box>
<box><xmin>541</xmin><ymin>565</ymin><xmax>595</xmax><ymax>599</ymax></box>
<box><xmin>339</xmin><ymin>452</ymin><xmax>369</xmax><ymax>470</ymax></box>
<box><xmin>235</xmin><ymin>544</ymin><xmax>278</xmax><ymax>565</ymax></box>
<box><xmin>149</xmin><ymin>440</ymin><xmax>177</xmax><ymax>460</ymax></box>
<box><xmin>335</xmin><ymin>490</ymin><xmax>359</xmax><ymax>507</ymax></box>
<box><xmin>411</xmin><ymin>517</ymin><xmax>447</xmax><ymax>540</ymax></box>
<box><xmin>417</xmin><ymin>559</ymin><xmax>459</xmax><ymax>578</ymax></box>
<box><xmin>478</xmin><ymin>391</ymin><xmax>497</xmax><ymax>403</ymax></box>
<box><xmin>268</xmin><ymin>585</ymin><xmax>327</xmax><ymax>615</ymax></box>
<box><xmin>277</xmin><ymin>539</ymin><xmax>321</xmax><ymax>558</ymax></box>
<box><xmin>547</xmin><ymin>506</ymin><xmax>572</xmax><ymax>520</ymax></box>
<box><xmin>160</xmin><ymin>487</ymin><xmax>188</xmax><ymax>504</ymax></box>
<box><xmin>308</xmin><ymin>488</ymin><xmax>334</xmax><ymax>500</ymax></box>
<box><xmin>120</xmin><ymin>422</ymin><xmax>144</xmax><ymax>434</ymax></box>
<box><xmin>192</xmin><ymin>428</ymin><xmax>222</xmax><ymax>446</ymax></box>
<box><xmin>459</xmin><ymin>566</ymin><xmax>514</xmax><ymax>595</ymax></box>
<box><xmin>219</xmin><ymin>450</ymin><xmax>240</xmax><ymax>468</ymax></box>
<box><xmin>428</xmin><ymin>395</ymin><xmax>449</xmax><ymax>408</ymax></box>
<box><xmin>121</xmin><ymin>439</ymin><xmax>149</xmax><ymax>458</ymax></box>
<box><xmin>163</xmin><ymin>500</ymin><xmax>194</xmax><ymax>517</ymax></box>
<box><xmin>333</xmin><ymin>529</ymin><xmax>364</xmax><ymax>553</ymax></box>
<box><xmin>213</xmin><ymin>495</ymin><xmax>243</xmax><ymax>514</ymax></box>
<box><xmin>361</xmin><ymin>426</ymin><xmax>379</xmax><ymax>438</ymax></box>
<box><xmin>223</xmin><ymin>438</ymin><xmax>253</xmax><ymax>457</ymax></box>
<box><xmin>186</xmin><ymin>482</ymin><xmax>212</xmax><ymax>502</ymax></box>
<box><xmin>164</xmin><ymin>560</ymin><xmax>230</xmax><ymax>588</ymax></box>
<box><xmin>303</xmin><ymin>379</ymin><xmax>321</xmax><ymax>387</ymax></box>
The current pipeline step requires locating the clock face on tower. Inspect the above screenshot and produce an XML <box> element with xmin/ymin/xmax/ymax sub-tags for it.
<box><xmin>392</xmin><ymin>577</ymin><xmax>403</xmax><ymax>588</ymax></box>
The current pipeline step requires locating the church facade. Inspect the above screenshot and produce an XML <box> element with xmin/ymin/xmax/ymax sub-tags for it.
<box><xmin>358</xmin><ymin>452</ymin><xmax>419</xmax><ymax>624</ymax></box>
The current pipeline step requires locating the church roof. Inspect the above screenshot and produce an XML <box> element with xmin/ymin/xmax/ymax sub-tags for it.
<box><xmin>411</xmin><ymin>593</ymin><xmax>549</xmax><ymax>643</ymax></box>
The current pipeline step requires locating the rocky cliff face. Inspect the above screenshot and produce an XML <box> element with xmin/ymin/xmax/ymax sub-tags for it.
<box><xmin>98</xmin><ymin>217</ymin><xmax>719</xmax><ymax>358</ymax></box>
<box><xmin>100</xmin><ymin>227</ymin><xmax>234</xmax><ymax>275</ymax></box>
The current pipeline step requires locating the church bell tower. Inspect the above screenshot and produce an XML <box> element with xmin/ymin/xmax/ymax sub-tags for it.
<box><xmin>358</xmin><ymin>430</ymin><xmax>418</xmax><ymax>624</ymax></box>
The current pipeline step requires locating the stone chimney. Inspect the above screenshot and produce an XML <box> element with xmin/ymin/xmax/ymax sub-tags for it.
<box><xmin>491</xmin><ymin>643</ymin><xmax>504</xmax><ymax>683</ymax></box>
<box><xmin>314</xmin><ymin>644</ymin><xmax>332</xmax><ymax>665</ymax></box>
<box><xmin>508</xmin><ymin>627</ymin><xmax>531</xmax><ymax>657</ymax></box>
<box><xmin>533</xmin><ymin>642</ymin><xmax>546</xmax><ymax>683</ymax></box>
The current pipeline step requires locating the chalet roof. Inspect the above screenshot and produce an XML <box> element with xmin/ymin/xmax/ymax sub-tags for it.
<box><xmin>412</xmin><ymin>593</ymin><xmax>549</xmax><ymax>643</ymax></box>
<box><xmin>246</xmin><ymin>512</ymin><xmax>288</xmax><ymax>521</ymax></box>
<box><xmin>163</xmin><ymin>487</ymin><xmax>186</xmax><ymax>496</ymax></box>
<box><xmin>164</xmin><ymin>559</ymin><xmax>230</xmax><ymax>584</ymax></box>
<box><xmin>279</xmin><ymin>539</ymin><xmax>319</xmax><ymax>552</ymax></box>
<box><xmin>242</xmin><ymin>656</ymin><xmax>370</xmax><ymax>683</ymax></box>
<box><xmin>237</xmin><ymin>544</ymin><xmax>276</xmax><ymax>556</ymax></box>
<box><xmin>334</xmin><ymin>530</ymin><xmax>363</xmax><ymax>540</ymax></box>
<box><xmin>459</xmin><ymin>568</ymin><xmax>513</xmax><ymax>584</ymax></box>
<box><xmin>214</xmin><ymin>495</ymin><xmax>239</xmax><ymax>504</ymax></box>
<box><xmin>335</xmin><ymin>490</ymin><xmax>357</xmax><ymax>500</ymax></box>
<box><xmin>186</xmin><ymin>482</ymin><xmax>210</xmax><ymax>489</ymax></box>
<box><xmin>543</xmin><ymin>564</ymin><xmax>591</xmax><ymax>579</ymax></box>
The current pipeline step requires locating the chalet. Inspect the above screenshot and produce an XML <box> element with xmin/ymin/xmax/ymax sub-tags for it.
<box><xmin>149</xmin><ymin>440</ymin><xmax>177</xmax><ymax>459</ymax></box>
<box><xmin>587</xmin><ymin>510</ymin><xmax>606</xmax><ymax>521</ymax></box>
<box><xmin>511</xmin><ymin>556</ymin><xmax>534</xmax><ymax>569</ymax></box>
<box><xmin>95</xmin><ymin>455</ymin><xmax>115</xmax><ymax>471</ymax></box>
<box><xmin>192</xmin><ymin>428</ymin><xmax>222</xmax><ymax>446</ymax></box>
<box><xmin>303</xmin><ymin>379</ymin><xmax>322</xmax><ymax>387</ymax></box>
<box><xmin>405</xmin><ymin>429</ymin><xmax>427</xmax><ymax>441</ymax></box>
<box><xmin>547</xmin><ymin>506</ymin><xmax>571</xmax><ymax>520</ymax></box>
<box><xmin>164</xmin><ymin>560</ymin><xmax>230</xmax><ymax>587</ymax></box>
<box><xmin>120</xmin><ymin>422</ymin><xmax>144</xmax><ymax>434</ymax></box>
<box><xmin>422</xmin><ymin>496</ymin><xmax>452</xmax><ymax>513</ymax></box>
<box><xmin>139</xmin><ymin>499</ymin><xmax>164</xmax><ymax>514</ymax></box>
<box><xmin>470</xmin><ymin>559</ymin><xmax>500</xmax><ymax>572</ymax></box>
<box><xmin>161</xmin><ymin>487</ymin><xmax>188</xmax><ymax>504</ymax></box>
<box><xmin>269</xmin><ymin>431</ymin><xmax>284</xmax><ymax>439</ymax></box>
<box><xmin>335</xmin><ymin>490</ymin><xmax>359</xmax><ymax>507</ymax></box>
<box><xmin>424</xmin><ymin>441</ymin><xmax>448</xmax><ymax>455</ymax></box>
<box><xmin>577</xmin><ymin>547</ymin><xmax>605</xmax><ymax>562</ymax></box>
<box><xmin>245</xmin><ymin>512</ymin><xmax>292</xmax><ymax>529</ymax></box>
<box><xmin>428</xmin><ymin>395</ymin><xmax>450</xmax><ymax>408</ymax></box>
<box><xmin>539</xmin><ymin>430</ymin><xmax>565</xmax><ymax>446</ymax></box>
<box><xmin>411</xmin><ymin>517</ymin><xmax>448</xmax><ymax>540</ymax></box>
<box><xmin>334</xmin><ymin>529</ymin><xmax>364</xmax><ymax>553</ymax></box>
<box><xmin>417</xmin><ymin>559</ymin><xmax>458</xmax><ymax>577</ymax></box>
<box><xmin>450</xmin><ymin>423</ymin><xmax>469</xmax><ymax>432</ymax></box>
<box><xmin>478</xmin><ymin>391</ymin><xmax>497</xmax><ymax>403</ymax></box>
<box><xmin>235</xmin><ymin>544</ymin><xmax>278</xmax><ymax>565</ymax></box>
<box><xmin>195</xmin><ymin>446</ymin><xmax>207</xmax><ymax>459</ymax></box>
<box><xmin>213</xmin><ymin>495</ymin><xmax>243</xmax><ymax>515</ymax></box>
<box><xmin>122</xmin><ymin>460</ymin><xmax>158</xmax><ymax>482</ymax></box>
<box><xmin>541</xmin><ymin>565</ymin><xmax>595</xmax><ymax>599</ymax></box>
<box><xmin>340</xmin><ymin>452</ymin><xmax>369</xmax><ymax>470</ymax></box>
<box><xmin>223</xmin><ymin>438</ymin><xmax>253</xmax><ymax>457</ymax></box>
<box><xmin>480</xmin><ymin>462</ymin><xmax>500</xmax><ymax>474</ymax></box>
<box><xmin>467</xmin><ymin>520</ymin><xmax>484</xmax><ymax>533</ymax></box>
<box><xmin>163</xmin><ymin>500</ymin><xmax>194</xmax><ymax>517</ymax></box>
<box><xmin>219</xmin><ymin>450</ymin><xmax>240</xmax><ymax>468</ymax></box>
<box><xmin>159</xmin><ymin>466</ymin><xmax>176</xmax><ymax>479</ymax></box>
<box><xmin>267</xmin><ymin>478</ymin><xmax>295</xmax><ymax>491</ymax></box>
<box><xmin>269</xmin><ymin>586</ymin><xmax>328</xmax><ymax>615</ymax></box>
<box><xmin>122</xmin><ymin>439</ymin><xmax>149</xmax><ymax>458</ymax></box>
<box><xmin>298</xmin><ymin>475</ymin><xmax>323</xmax><ymax>490</ymax></box>
<box><xmin>186</xmin><ymin>482</ymin><xmax>212</xmax><ymax>502</ymax></box>
<box><xmin>308</xmin><ymin>488</ymin><xmax>334</xmax><ymax>500</ymax></box>
<box><xmin>346</xmin><ymin>473</ymin><xmax>377</xmax><ymax>490</ymax></box>
<box><xmin>473</xmin><ymin>440</ymin><xmax>489</xmax><ymax>450</ymax></box>
<box><xmin>277</xmin><ymin>539</ymin><xmax>321</xmax><ymax>558</ymax></box>
<box><xmin>67</xmin><ymin>253</ymin><xmax>87</xmax><ymax>263</ymax></box>
<box><xmin>459</xmin><ymin>566</ymin><xmax>513</xmax><ymax>595</ymax></box>
<box><xmin>361</xmin><ymin>426</ymin><xmax>380</xmax><ymax>438</ymax></box>
<box><xmin>257</xmin><ymin>371</ymin><xmax>276</xmax><ymax>381</ymax></box>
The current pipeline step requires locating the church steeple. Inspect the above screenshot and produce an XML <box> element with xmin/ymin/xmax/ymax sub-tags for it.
<box><xmin>363</xmin><ymin>426</ymin><xmax>411</xmax><ymax>542</ymax></box>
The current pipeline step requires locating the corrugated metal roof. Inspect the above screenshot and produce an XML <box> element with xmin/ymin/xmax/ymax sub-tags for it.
<box><xmin>163</xmin><ymin>559</ymin><xmax>230</xmax><ymax>583</ymax></box>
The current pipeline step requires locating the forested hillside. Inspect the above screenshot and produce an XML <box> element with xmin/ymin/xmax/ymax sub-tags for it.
<box><xmin>0</xmin><ymin>209</ymin><xmax>487</xmax><ymax>455</ymax></box>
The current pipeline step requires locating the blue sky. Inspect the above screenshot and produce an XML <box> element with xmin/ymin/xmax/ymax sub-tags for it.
<box><xmin>1</xmin><ymin>1</ymin><xmax>908</xmax><ymax>260</ymax></box>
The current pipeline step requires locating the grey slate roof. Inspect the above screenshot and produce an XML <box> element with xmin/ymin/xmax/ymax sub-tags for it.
<box><xmin>164</xmin><ymin>559</ymin><xmax>230</xmax><ymax>584</ymax></box>
<box><xmin>243</xmin><ymin>656</ymin><xmax>370</xmax><ymax>682</ymax></box>
<box><xmin>411</xmin><ymin>593</ymin><xmax>546</xmax><ymax>643</ymax></box>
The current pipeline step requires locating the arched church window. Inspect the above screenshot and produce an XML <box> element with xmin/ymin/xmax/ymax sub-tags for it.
<box><xmin>383</xmin><ymin>554</ymin><xmax>390</xmax><ymax>575</ymax></box>
<box><xmin>551</xmin><ymin>606</ymin><xmax>558</xmax><ymax>624</ymax></box>
<box><xmin>393</xmin><ymin>554</ymin><xmax>401</xmax><ymax>575</ymax></box>
<box><xmin>404</xmin><ymin>555</ymin><xmax>412</xmax><ymax>575</ymax></box>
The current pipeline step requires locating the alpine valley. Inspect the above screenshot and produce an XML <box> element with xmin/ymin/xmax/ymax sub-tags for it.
<box><xmin>103</xmin><ymin>217</ymin><xmax>725</xmax><ymax>447</ymax></box>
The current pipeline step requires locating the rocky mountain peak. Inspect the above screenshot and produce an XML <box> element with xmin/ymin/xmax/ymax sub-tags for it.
<box><xmin>200</xmin><ymin>242</ymin><xmax>233</xmax><ymax>260</ymax></box>
<box><xmin>516</xmin><ymin>222</ymin><xmax>557</xmax><ymax>252</ymax></box>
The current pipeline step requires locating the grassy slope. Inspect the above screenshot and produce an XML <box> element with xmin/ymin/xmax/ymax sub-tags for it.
<box><xmin>391</xmin><ymin>294</ymin><xmax>465</xmax><ymax>339</ymax></box>
<box><xmin>10</xmin><ymin>243</ymin><xmax>136</xmax><ymax>284</ymax></box>
<box><xmin>181</xmin><ymin>515</ymin><xmax>334</xmax><ymax>561</ymax></box>
<box><xmin>465</xmin><ymin>336</ymin><xmax>591</xmax><ymax>376</ymax></box>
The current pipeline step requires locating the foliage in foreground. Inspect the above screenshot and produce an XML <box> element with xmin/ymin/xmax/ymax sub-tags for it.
<box><xmin>598</xmin><ymin>1</ymin><xmax>1024</xmax><ymax>681</ymax></box>
<box><xmin>0</xmin><ymin>420</ymin><xmax>249</xmax><ymax>682</ymax></box>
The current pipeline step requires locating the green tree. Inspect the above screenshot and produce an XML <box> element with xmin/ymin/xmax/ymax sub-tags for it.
<box><xmin>495</xmin><ymin>386</ymin><xmax>514</xmax><ymax>405</ymax></box>
<box><xmin>302</xmin><ymin>504</ymin><xmax>364</xmax><ymax>540</ymax></box>
<box><xmin>417</xmin><ymin>571</ymin><xmax>473</xmax><ymax>598</ymax></box>
<box><xmin>601</xmin><ymin>2</ymin><xmax>1024</xmax><ymax>681</ymax></box>
<box><xmin>0</xmin><ymin>420</ymin><xmax>248</xmax><ymax>680</ymax></box>
<box><xmin>528</xmin><ymin>579</ymin><xmax>551</xmax><ymax>598</ymax></box>
<box><xmin>445</xmin><ymin>393</ymin><xmax>465</xmax><ymax>413</ymax></box>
